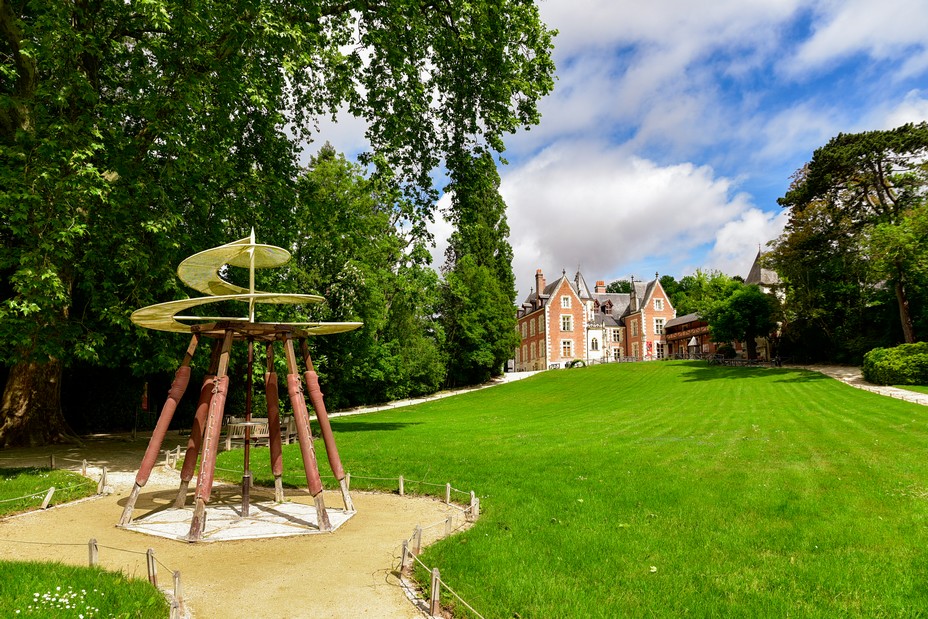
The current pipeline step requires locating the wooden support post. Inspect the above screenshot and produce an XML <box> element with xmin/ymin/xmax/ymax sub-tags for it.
<box><xmin>473</xmin><ymin>497</ymin><xmax>480</xmax><ymax>520</ymax></box>
<box><xmin>146</xmin><ymin>548</ymin><xmax>158</xmax><ymax>587</ymax></box>
<box><xmin>445</xmin><ymin>515</ymin><xmax>453</xmax><ymax>536</ymax></box>
<box><xmin>41</xmin><ymin>487</ymin><xmax>55</xmax><ymax>509</ymax></box>
<box><xmin>400</xmin><ymin>539</ymin><xmax>409</xmax><ymax>572</ymax></box>
<box><xmin>49</xmin><ymin>455</ymin><xmax>55</xmax><ymax>469</ymax></box>
<box><xmin>175</xmin><ymin>341</ymin><xmax>222</xmax><ymax>509</ymax></box>
<box><xmin>299</xmin><ymin>339</ymin><xmax>353</xmax><ymax>511</ymax></box>
<box><xmin>188</xmin><ymin>330</ymin><xmax>234</xmax><ymax>542</ymax></box>
<box><xmin>467</xmin><ymin>491</ymin><xmax>476</xmax><ymax>522</ymax></box>
<box><xmin>346</xmin><ymin>472</ymin><xmax>351</xmax><ymax>491</ymax></box>
<box><xmin>399</xmin><ymin>475</ymin><xmax>405</xmax><ymax>496</ymax></box>
<box><xmin>97</xmin><ymin>467</ymin><xmax>108</xmax><ymax>494</ymax></box>
<box><xmin>88</xmin><ymin>538</ymin><xmax>98</xmax><ymax>566</ymax></box>
<box><xmin>283</xmin><ymin>337</ymin><xmax>331</xmax><ymax>531</ymax></box>
<box><xmin>120</xmin><ymin>334</ymin><xmax>199</xmax><ymax>526</ymax></box>
<box><xmin>414</xmin><ymin>525</ymin><xmax>423</xmax><ymax>555</ymax></box>
<box><xmin>81</xmin><ymin>460</ymin><xmax>87</xmax><ymax>476</ymax></box>
<box><xmin>429</xmin><ymin>567</ymin><xmax>441</xmax><ymax>616</ymax></box>
<box><xmin>445</xmin><ymin>483</ymin><xmax>451</xmax><ymax>504</ymax></box>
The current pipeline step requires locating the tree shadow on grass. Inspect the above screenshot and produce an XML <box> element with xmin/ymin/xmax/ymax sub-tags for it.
<box><xmin>329</xmin><ymin>421</ymin><xmax>422</xmax><ymax>433</ymax></box>
<box><xmin>679</xmin><ymin>362</ymin><xmax>830</xmax><ymax>383</ymax></box>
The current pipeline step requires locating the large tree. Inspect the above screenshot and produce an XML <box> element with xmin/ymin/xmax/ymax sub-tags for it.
<box><xmin>441</xmin><ymin>151</ymin><xmax>519</xmax><ymax>386</ymax></box>
<box><xmin>775</xmin><ymin>122</ymin><xmax>928</xmax><ymax>347</ymax></box>
<box><xmin>703</xmin><ymin>284</ymin><xmax>778</xmax><ymax>360</ymax></box>
<box><xmin>0</xmin><ymin>0</ymin><xmax>555</xmax><ymax>445</ymax></box>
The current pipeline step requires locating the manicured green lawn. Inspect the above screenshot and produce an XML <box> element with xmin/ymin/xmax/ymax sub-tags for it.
<box><xmin>0</xmin><ymin>560</ymin><xmax>168</xmax><ymax>618</ymax></box>
<box><xmin>0</xmin><ymin>469</ymin><xmax>168</xmax><ymax>618</ymax></box>
<box><xmin>897</xmin><ymin>385</ymin><xmax>928</xmax><ymax>395</ymax></box>
<box><xmin>219</xmin><ymin>361</ymin><xmax>928</xmax><ymax>617</ymax></box>
<box><xmin>0</xmin><ymin>468</ymin><xmax>97</xmax><ymax>517</ymax></box>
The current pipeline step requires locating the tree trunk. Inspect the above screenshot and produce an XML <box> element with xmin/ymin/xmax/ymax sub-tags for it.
<box><xmin>0</xmin><ymin>359</ymin><xmax>79</xmax><ymax>447</ymax></box>
<box><xmin>894</xmin><ymin>267</ymin><xmax>916</xmax><ymax>344</ymax></box>
<box><xmin>745</xmin><ymin>333</ymin><xmax>758</xmax><ymax>360</ymax></box>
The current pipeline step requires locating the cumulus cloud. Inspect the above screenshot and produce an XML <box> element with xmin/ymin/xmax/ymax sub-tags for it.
<box><xmin>500</xmin><ymin>140</ymin><xmax>770</xmax><ymax>297</ymax></box>
<box><xmin>705</xmin><ymin>207</ymin><xmax>790</xmax><ymax>276</ymax></box>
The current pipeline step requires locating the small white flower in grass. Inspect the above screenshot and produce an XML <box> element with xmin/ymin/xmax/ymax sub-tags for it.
<box><xmin>650</xmin><ymin>566</ymin><xmax>657</xmax><ymax>573</ymax></box>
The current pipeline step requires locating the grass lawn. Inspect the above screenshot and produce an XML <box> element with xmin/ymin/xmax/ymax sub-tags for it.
<box><xmin>0</xmin><ymin>468</ymin><xmax>97</xmax><ymax>517</ymax></box>
<box><xmin>0</xmin><ymin>469</ymin><xmax>168</xmax><ymax>618</ymax></box>
<box><xmin>0</xmin><ymin>560</ymin><xmax>168</xmax><ymax>618</ymax></box>
<box><xmin>218</xmin><ymin>361</ymin><xmax>928</xmax><ymax>618</ymax></box>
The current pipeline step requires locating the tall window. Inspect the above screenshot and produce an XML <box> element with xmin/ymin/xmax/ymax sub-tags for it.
<box><xmin>632</xmin><ymin>342</ymin><xmax>640</xmax><ymax>358</ymax></box>
<box><xmin>654</xmin><ymin>298</ymin><xmax>664</xmax><ymax>311</ymax></box>
<box><xmin>522</xmin><ymin>345</ymin><xmax>527</xmax><ymax>362</ymax></box>
<box><xmin>654</xmin><ymin>317</ymin><xmax>665</xmax><ymax>335</ymax></box>
<box><xmin>530</xmin><ymin>341</ymin><xmax>536</xmax><ymax>359</ymax></box>
<box><xmin>561</xmin><ymin>340</ymin><xmax>573</xmax><ymax>358</ymax></box>
<box><xmin>530</xmin><ymin>320</ymin><xmax>536</xmax><ymax>336</ymax></box>
<box><xmin>561</xmin><ymin>296</ymin><xmax>571</xmax><ymax>308</ymax></box>
<box><xmin>561</xmin><ymin>315</ymin><xmax>572</xmax><ymax>331</ymax></box>
<box><xmin>521</xmin><ymin>322</ymin><xmax>527</xmax><ymax>338</ymax></box>
<box><xmin>631</xmin><ymin>320</ymin><xmax>638</xmax><ymax>337</ymax></box>
<box><xmin>655</xmin><ymin>342</ymin><xmax>665</xmax><ymax>359</ymax></box>
<box><xmin>613</xmin><ymin>348</ymin><xmax>622</xmax><ymax>361</ymax></box>
<box><xmin>591</xmin><ymin>338</ymin><xmax>599</xmax><ymax>351</ymax></box>
<box><xmin>537</xmin><ymin>316</ymin><xmax>543</xmax><ymax>333</ymax></box>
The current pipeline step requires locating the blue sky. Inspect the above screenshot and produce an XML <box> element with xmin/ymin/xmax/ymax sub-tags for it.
<box><xmin>312</xmin><ymin>0</ymin><xmax>928</xmax><ymax>299</ymax></box>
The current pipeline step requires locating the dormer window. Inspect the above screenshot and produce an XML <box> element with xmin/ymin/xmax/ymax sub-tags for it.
<box><xmin>561</xmin><ymin>296</ymin><xmax>571</xmax><ymax>308</ymax></box>
<box><xmin>654</xmin><ymin>298</ymin><xmax>664</xmax><ymax>311</ymax></box>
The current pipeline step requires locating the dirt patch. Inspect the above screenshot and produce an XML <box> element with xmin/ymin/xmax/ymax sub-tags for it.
<box><xmin>0</xmin><ymin>434</ymin><xmax>466</xmax><ymax>618</ymax></box>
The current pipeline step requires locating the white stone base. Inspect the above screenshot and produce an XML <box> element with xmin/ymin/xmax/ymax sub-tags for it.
<box><xmin>122</xmin><ymin>501</ymin><xmax>355</xmax><ymax>542</ymax></box>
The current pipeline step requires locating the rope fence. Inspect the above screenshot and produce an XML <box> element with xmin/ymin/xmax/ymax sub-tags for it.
<box><xmin>2</xmin><ymin>537</ymin><xmax>187</xmax><ymax>618</ymax></box>
<box><xmin>384</xmin><ymin>476</ymin><xmax>483</xmax><ymax>619</ymax></box>
<box><xmin>2</xmin><ymin>448</ymin><xmax>485</xmax><ymax>618</ymax></box>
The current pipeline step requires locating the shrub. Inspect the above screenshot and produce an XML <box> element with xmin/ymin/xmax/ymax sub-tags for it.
<box><xmin>862</xmin><ymin>342</ymin><xmax>928</xmax><ymax>385</ymax></box>
<box><xmin>716</xmin><ymin>344</ymin><xmax>736</xmax><ymax>359</ymax></box>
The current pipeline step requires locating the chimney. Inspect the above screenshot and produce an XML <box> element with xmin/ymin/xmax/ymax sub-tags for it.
<box><xmin>535</xmin><ymin>269</ymin><xmax>546</xmax><ymax>296</ymax></box>
<box><xmin>595</xmin><ymin>280</ymin><xmax>606</xmax><ymax>294</ymax></box>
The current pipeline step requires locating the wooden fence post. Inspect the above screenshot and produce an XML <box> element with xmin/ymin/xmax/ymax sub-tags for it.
<box><xmin>399</xmin><ymin>475</ymin><xmax>404</xmax><ymax>496</ymax></box>
<box><xmin>445</xmin><ymin>483</ymin><xmax>451</xmax><ymax>504</ymax></box>
<box><xmin>81</xmin><ymin>459</ymin><xmax>88</xmax><ymax>476</ymax></box>
<box><xmin>429</xmin><ymin>567</ymin><xmax>441</xmax><ymax>616</ymax></box>
<box><xmin>88</xmin><ymin>539</ymin><xmax>98</xmax><ymax>566</ymax></box>
<box><xmin>445</xmin><ymin>515</ymin><xmax>453</xmax><ymax>536</ymax></box>
<box><xmin>97</xmin><ymin>467</ymin><xmax>108</xmax><ymax>494</ymax></box>
<box><xmin>49</xmin><ymin>455</ymin><xmax>55</xmax><ymax>469</ymax></box>
<box><xmin>41</xmin><ymin>487</ymin><xmax>56</xmax><ymax>509</ymax></box>
<box><xmin>173</xmin><ymin>570</ymin><xmax>185</xmax><ymax>616</ymax></box>
<box><xmin>400</xmin><ymin>540</ymin><xmax>409</xmax><ymax>572</ymax></box>
<box><xmin>414</xmin><ymin>525</ymin><xmax>423</xmax><ymax>555</ymax></box>
<box><xmin>146</xmin><ymin>548</ymin><xmax>158</xmax><ymax>587</ymax></box>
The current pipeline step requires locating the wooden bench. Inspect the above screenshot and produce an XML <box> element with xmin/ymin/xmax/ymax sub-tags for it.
<box><xmin>223</xmin><ymin>416</ymin><xmax>299</xmax><ymax>450</ymax></box>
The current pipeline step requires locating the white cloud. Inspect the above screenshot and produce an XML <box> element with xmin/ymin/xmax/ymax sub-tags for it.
<box><xmin>878</xmin><ymin>90</ymin><xmax>928</xmax><ymax>129</ymax></box>
<box><xmin>500</xmin><ymin>140</ymin><xmax>767</xmax><ymax>297</ymax></box>
<box><xmin>705</xmin><ymin>207</ymin><xmax>790</xmax><ymax>276</ymax></box>
<box><xmin>790</xmin><ymin>0</ymin><xmax>928</xmax><ymax>77</ymax></box>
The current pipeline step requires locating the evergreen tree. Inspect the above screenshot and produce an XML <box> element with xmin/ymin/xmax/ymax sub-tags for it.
<box><xmin>441</xmin><ymin>152</ymin><xmax>519</xmax><ymax>386</ymax></box>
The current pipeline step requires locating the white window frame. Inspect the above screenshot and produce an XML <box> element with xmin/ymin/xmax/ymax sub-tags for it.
<box><xmin>530</xmin><ymin>341</ymin><xmax>536</xmax><ymax>360</ymax></box>
<box><xmin>654</xmin><ymin>317</ymin><xmax>665</xmax><ymax>335</ymax></box>
<box><xmin>631</xmin><ymin>320</ymin><xmax>638</xmax><ymax>337</ymax></box>
<box><xmin>591</xmin><ymin>337</ymin><xmax>599</xmax><ymax>351</ymax></box>
<box><xmin>654</xmin><ymin>298</ymin><xmax>664</xmax><ymax>311</ymax></box>
<box><xmin>530</xmin><ymin>320</ymin><xmax>536</xmax><ymax>336</ymax></box>
<box><xmin>561</xmin><ymin>295</ymin><xmax>571</xmax><ymax>308</ymax></box>
<box><xmin>561</xmin><ymin>315</ymin><xmax>573</xmax><ymax>331</ymax></box>
<box><xmin>561</xmin><ymin>340</ymin><xmax>573</xmax><ymax>358</ymax></box>
<box><xmin>613</xmin><ymin>348</ymin><xmax>622</xmax><ymax>361</ymax></box>
<box><xmin>655</xmin><ymin>341</ymin><xmax>665</xmax><ymax>359</ymax></box>
<box><xmin>521</xmin><ymin>322</ymin><xmax>527</xmax><ymax>338</ymax></box>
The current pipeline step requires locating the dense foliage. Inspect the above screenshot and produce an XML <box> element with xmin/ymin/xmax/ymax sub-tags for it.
<box><xmin>769</xmin><ymin>123</ymin><xmax>928</xmax><ymax>362</ymax></box>
<box><xmin>0</xmin><ymin>0</ymin><xmax>555</xmax><ymax>444</ymax></box>
<box><xmin>862</xmin><ymin>342</ymin><xmax>928</xmax><ymax>386</ymax></box>
<box><xmin>440</xmin><ymin>152</ymin><xmax>520</xmax><ymax>385</ymax></box>
<box><xmin>702</xmin><ymin>283</ymin><xmax>779</xmax><ymax>359</ymax></box>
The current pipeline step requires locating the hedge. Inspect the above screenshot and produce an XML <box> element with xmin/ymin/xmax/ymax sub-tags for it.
<box><xmin>862</xmin><ymin>342</ymin><xmax>928</xmax><ymax>386</ymax></box>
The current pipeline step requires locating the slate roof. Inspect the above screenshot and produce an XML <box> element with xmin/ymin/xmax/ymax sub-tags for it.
<box><xmin>745</xmin><ymin>251</ymin><xmax>780</xmax><ymax>287</ymax></box>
